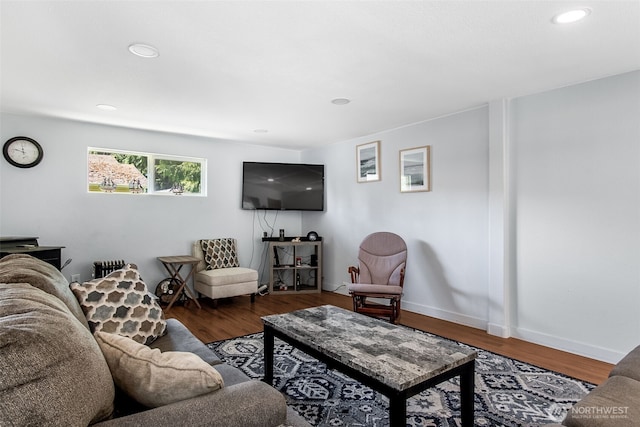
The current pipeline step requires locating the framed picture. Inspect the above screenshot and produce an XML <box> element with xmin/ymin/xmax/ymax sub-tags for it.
<box><xmin>400</xmin><ymin>145</ymin><xmax>431</xmax><ymax>192</ymax></box>
<box><xmin>356</xmin><ymin>141</ymin><xmax>381</xmax><ymax>183</ymax></box>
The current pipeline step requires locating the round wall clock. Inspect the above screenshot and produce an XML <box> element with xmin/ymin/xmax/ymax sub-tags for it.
<box><xmin>3</xmin><ymin>136</ymin><xmax>44</xmax><ymax>168</ymax></box>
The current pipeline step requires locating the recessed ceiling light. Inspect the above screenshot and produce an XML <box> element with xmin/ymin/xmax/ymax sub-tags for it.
<box><xmin>331</xmin><ymin>98</ymin><xmax>351</xmax><ymax>105</ymax></box>
<box><xmin>96</xmin><ymin>104</ymin><xmax>117</xmax><ymax>111</ymax></box>
<box><xmin>254</xmin><ymin>129</ymin><xmax>269</xmax><ymax>133</ymax></box>
<box><xmin>128</xmin><ymin>43</ymin><xmax>159</xmax><ymax>58</ymax></box>
<box><xmin>552</xmin><ymin>8</ymin><xmax>591</xmax><ymax>24</ymax></box>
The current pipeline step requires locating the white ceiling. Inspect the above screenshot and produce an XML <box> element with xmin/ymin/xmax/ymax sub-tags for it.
<box><xmin>1</xmin><ymin>1</ymin><xmax>639</xmax><ymax>150</ymax></box>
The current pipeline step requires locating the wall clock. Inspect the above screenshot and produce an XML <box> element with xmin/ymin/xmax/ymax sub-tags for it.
<box><xmin>3</xmin><ymin>136</ymin><xmax>44</xmax><ymax>168</ymax></box>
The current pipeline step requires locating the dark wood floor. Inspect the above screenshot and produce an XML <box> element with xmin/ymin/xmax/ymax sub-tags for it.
<box><xmin>165</xmin><ymin>291</ymin><xmax>613</xmax><ymax>385</ymax></box>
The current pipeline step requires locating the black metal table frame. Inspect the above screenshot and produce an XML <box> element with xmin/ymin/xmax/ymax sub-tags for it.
<box><xmin>263</xmin><ymin>324</ymin><xmax>475</xmax><ymax>427</ymax></box>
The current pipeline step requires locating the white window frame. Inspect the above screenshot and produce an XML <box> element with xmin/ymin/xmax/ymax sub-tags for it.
<box><xmin>88</xmin><ymin>147</ymin><xmax>207</xmax><ymax>197</ymax></box>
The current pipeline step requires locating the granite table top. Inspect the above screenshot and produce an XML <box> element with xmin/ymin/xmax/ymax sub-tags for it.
<box><xmin>261</xmin><ymin>305</ymin><xmax>476</xmax><ymax>391</ymax></box>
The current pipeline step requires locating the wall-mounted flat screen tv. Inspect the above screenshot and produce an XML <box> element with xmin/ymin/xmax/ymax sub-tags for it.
<box><xmin>242</xmin><ymin>162</ymin><xmax>325</xmax><ymax>211</ymax></box>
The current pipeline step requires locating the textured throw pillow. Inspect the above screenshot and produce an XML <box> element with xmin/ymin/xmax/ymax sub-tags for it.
<box><xmin>0</xmin><ymin>283</ymin><xmax>114</xmax><ymax>425</ymax></box>
<box><xmin>95</xmin><ymin>331</ymin><xmax>224</xmax><ymax>407</ymax></box>
<box><xmin>201</xmin><ymin>238</ymin><xmax>240</xmax><ymax>269</ymax></box>
<box><xmin>70</xmin><ymin>264</ymin><xmax>167</xmax><ymax>345</ymax></box>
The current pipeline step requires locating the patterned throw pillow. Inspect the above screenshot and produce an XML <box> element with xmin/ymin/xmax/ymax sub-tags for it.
<box><xmin>200</xmin><ymin>238</ymin><xmax>239</xmax><ymax>270</ymax></box>
<box><xmin>70</xmin><ymin>264</ymin><xmax>167</xmax><ymax>345</ymax></box>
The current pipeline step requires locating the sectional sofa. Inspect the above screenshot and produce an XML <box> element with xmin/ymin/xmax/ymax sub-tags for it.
<box><xmin>0</xmin><ymin>254</ymin><xmax>309</xmax><ymax>427</ymax></box>
<box><xmin>551</xmin><ymin>346</ymin><xmax>640</xmax><ymax>426</ymax></box>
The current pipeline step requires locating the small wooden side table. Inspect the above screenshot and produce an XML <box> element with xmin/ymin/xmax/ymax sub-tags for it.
<box><xmin>157</xmin><ymin>255</ymin><xmax>202</xmax><ymax>311</ymax></box>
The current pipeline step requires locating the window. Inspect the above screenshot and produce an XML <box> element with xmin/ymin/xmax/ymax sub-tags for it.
<box><xmin>88</xmin><ymin>148</ymin><xmax>206</xmax><ymax>196</ymax></box>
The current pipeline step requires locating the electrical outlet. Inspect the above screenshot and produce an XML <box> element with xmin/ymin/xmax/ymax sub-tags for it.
<box><xmin>71</xmin><ymin>274</ymin><xmax>81</xmax><ymax>283</ymax></box>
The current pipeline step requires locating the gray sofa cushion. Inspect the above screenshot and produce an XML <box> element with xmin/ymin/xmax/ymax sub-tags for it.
<box><xmin>609</xmin><ymin>345</ymin><xmax>640</xmax><ymax>382</ymax></box>
<box><xmin>283</xmin><ymin>407</ymin><xmax>312</xmax><ymax>427</ymax></box>
<box><xmin>0</xmin><ymin>254</ymin><xmax>90</xmax><ymax>329</ymax></box>
<box><xmin>94</xmin><ymin>380</ymin><xmax>287</xmax><ymax>427</ymax></box>
<box><xmin>562</xmin><ymin>375</ymin><xmax>640</xmax><ymax>427</ymax></box>
<box><xmin>0</xmin><ymin>283</ymin><xmax>115</xmax><ymax>425</ymax></box>
<box><xmin>150</xmin><ymin>318</ymin><xmax>222</xmax><ymax>365</ymax></box>
<box><xmin>215</xmin><ymin>362</ymin><xmax>252</xmax><ymax>386</ymax></box>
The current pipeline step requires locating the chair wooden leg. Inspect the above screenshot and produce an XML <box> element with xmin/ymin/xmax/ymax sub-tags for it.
<box><xmin>390</xmin><ymin>303</ymin><xmax>397</xmax><ymax>324</ymax></box>
<box><xmin>352</xmin><ymin>294</ymin><xmax>403</xmax><ymax>324</ymax></box>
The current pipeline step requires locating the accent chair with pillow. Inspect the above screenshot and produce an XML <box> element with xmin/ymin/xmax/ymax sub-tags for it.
<box><xmin>0</xmin><ymin>254</ymin><xmax>309</xmax><ymax>427</ymax></box>
<box><xmin>192</xmin><ymin>238</ymin><xmax>259</xmax><ymax>304</ymax></box>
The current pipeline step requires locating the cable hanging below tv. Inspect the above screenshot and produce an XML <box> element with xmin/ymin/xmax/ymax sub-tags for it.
<box><xmin>241</xmin><ymin>161</ymin><xmax>325</xmax><ymax>211</ymax></box>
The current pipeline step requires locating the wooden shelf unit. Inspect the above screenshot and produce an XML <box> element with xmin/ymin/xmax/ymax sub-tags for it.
<box><xmin>267</xmin><ymin>240</ymin><xmax>322</xmax><ymax>294</ymax></box>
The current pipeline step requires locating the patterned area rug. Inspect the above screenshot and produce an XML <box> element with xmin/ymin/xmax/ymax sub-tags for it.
<box><xmin>207</xmin><ymin>332</ymin><xmax>593</xmax><ymax>426</ymax></box>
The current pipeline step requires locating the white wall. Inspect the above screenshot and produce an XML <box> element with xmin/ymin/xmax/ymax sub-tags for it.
<box><xmin>0</xmin><ymin>114</ymin><xmax>304</xmax><ymax>288</ymax></box>
<box><xmin>302</xmin><ymin>71</ymin><xmax>639</xmax><ymax>363</ymax></box>
<box><xmin>511</xmin><ymin>71</ymin><xmax>640</xmax><ymax>362</ymax></box>
<box><xmin>2</xmin><ymin>71</ymin><xmax>638</xmax><ymax>364</ymax></box>
<box><xmin>302</xmin><ymin>107</ymin><xmax>491</xmax><ymax>329</ymax></box>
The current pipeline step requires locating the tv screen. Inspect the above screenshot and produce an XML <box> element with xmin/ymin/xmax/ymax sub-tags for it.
<box><xmin>242</xmin><ymin>162</ymin><xmax>325</xmax><ymax>211</ymax></box>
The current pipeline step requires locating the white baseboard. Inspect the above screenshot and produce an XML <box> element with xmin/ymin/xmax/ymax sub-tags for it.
<box><xmin>487</xmin><ymin>322</ymin><xmax>511</xmax><ymax>338</ymax></box>
<box><xmin>401</xmin><ymin>300</ymin><xmax>487</xmax><ymax>331</ymax></box>
<box><xmin>323</xmin><ymin>283</ymin><xmax>349</xmax><ymax>295</ymax></box>
<box><xmin>512</xmin><ymin>327</ymin><xmax>626</xmax><ymax>364</ymax></box>
<box><xmin>322</xmin><ymin>287</ymin><xmax>624</xmax><ymax>364</ymax></box>
<box><xmin>323</xmin><ymin>288</ymin><xmax>486</xmax><ymax>330</ymax></box>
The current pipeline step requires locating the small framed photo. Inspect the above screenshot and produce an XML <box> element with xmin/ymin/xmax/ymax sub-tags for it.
<box><xmin>356</xmin><ymin>140</ymin><xmax>381</xmax><ymax>183</ymax></box>
<box><xmin>400</xmin><ymin>145</ymin><xmax>431</xmax><ymax>192</ymax></box>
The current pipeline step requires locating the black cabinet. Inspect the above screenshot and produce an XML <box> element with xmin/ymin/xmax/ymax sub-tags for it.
<box><xmin>0</xmin><ymin>237</ymin><xmax>65</xmax><ymax>270</ymax></box>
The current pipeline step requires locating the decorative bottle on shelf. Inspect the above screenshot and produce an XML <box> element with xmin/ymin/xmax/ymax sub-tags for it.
<box><xmin>296</xmin><ymin>273</ymin><xmax>301</xmax><ymax>290</ymax></box>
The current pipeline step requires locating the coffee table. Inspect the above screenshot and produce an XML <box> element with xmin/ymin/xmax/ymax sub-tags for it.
<box><xmin>262</xmin><ymin>305</ymin><xmax>476</xmax><ymax>427</ymax></box>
